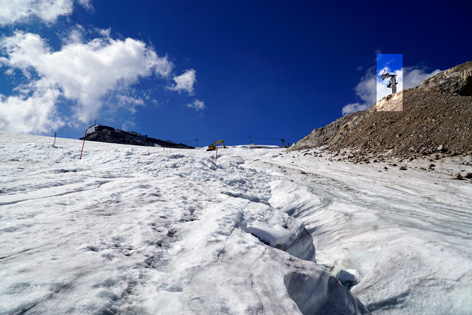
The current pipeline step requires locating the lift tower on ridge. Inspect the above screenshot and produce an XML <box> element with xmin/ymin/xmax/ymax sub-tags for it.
<box><xmin>381</xmin><ymin>70</ymin><xmax>398</xmax><ymax>94</ymax></box>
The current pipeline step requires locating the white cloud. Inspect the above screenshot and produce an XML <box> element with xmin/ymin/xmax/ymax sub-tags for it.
<box><xmin>403</xmin><ymin>67</ymin><xmax>441</xmax><ymax>89</ymax></box>
<box><xmin>169</xmin><ymin>69</ymin><xmax>196</xmax><ymax>94</ymax></box>
<box><xmin>117</xmin><ymin>95</ymin><xmax>145</xmax><ymax>114</ymax></box>
<box><xmin>0</xmin><ymin>31</ymin><xmax>174</xmax><ymax>133</ymax></box>
<box><xmin>342</xmin><ymin>65</ymin><xmax>441</xmax><ymax>115</ymax></box>
<box><xmin>98</xmin><ymin>28</ymin><xmax>111</xmax><ymax>38</ymax></box>
<box><xmin>355</xmin><ymin>68</ymin><xmax>377</xmax><ymax>106</ymax></box>
<box><xmin>0</xmin><ymin>0</ymin><xmax>90</xmax><ymax>26</ymax></box>
<box><xmin>187</xmin><ymin>99</ymin><xmax>205</xmax><ymax>111</ymax></box>
<box><xmin>121</xmin><ymin>120</ymin><xmax>136</xmax><ymax>132</ymax></box>
<box><xmin>63</xmin><ymin>27</ymin><xmax>84</xmax><ymax>45</ymax></box>
<box><xmin>0</xmin><ymin>87</ymin><xmax>64</xmax><ymax>134</ymax></box>
<box><xmin>77</xmin><ymin>0</ymin><xmax>93</xmax><ymax>10</ymax></box>
<box><xmin>341</xmin><ymin>102</ymin><xmax>370</xmax><ymax>116</ymax></box>
<box><xmin>341</xmin><ymin>67</ymin><xmax>377</xmax><ymax>115</ymax></box>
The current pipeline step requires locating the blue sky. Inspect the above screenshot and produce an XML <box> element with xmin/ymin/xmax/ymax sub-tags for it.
<box><xmin>0</xmin><ymin>0</ymin><xmax>471</xmax><ymax>146</ymax></box>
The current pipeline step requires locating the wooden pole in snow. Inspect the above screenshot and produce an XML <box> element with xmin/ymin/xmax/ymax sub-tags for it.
<box><xmin>53</xmin><ymin>132</ymin><xmax>56</xmax><ymax>146</ymax></box>
<box><xmin>215</xmin><ymin>144</ymin><xmax>218</xmax><ymax>162</ymax></box>
<box><xmin>80</xmin><ymin>130</ymin><xmax>86</xmax><ymax>159</ymax></box>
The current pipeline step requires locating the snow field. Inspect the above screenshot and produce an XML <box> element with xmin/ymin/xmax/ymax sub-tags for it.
<box><xmin>0</xmin><ymin>134</ymin><xmax>366</xmax><ymax>314</ymax></box>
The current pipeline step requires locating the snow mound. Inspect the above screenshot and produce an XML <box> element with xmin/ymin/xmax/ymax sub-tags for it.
<box><xmin>246</xmin><ymin>222</ymin><xmax>292</xmax><ymax>247</ymax></box>
<box><xmin>243</xmin><ymin>220</ymin><xmax>315</xmax><ymax>261</ymax></box>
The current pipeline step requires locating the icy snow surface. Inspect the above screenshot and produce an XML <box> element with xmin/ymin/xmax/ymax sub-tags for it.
<box><xmin>1</xmin><ymin>133</ymin><xmax>471</xmax><ymax>314</ymax></box>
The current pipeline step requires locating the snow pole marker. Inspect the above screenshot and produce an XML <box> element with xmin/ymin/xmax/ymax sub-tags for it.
<box><xmin>53</xmin><ymin>132</ymin><xmax>56</xmax><ymax>146</ymax></box>
<box><xmin>80</xmin><ymin>130</ymin><xmax>86</xmax><ymax>159</ymax></box>
<box><xmin>215</xmin><ymin>144</ymin><xmax>218</xmax><ymax>162</ymax></box>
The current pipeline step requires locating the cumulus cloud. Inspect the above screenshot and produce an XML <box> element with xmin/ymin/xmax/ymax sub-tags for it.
<box><xmin>342</xmin><ymin>65</ymin><xmax>441</xmax><ymax>115</ymax></box>
<box><xmin>0</xmin><ymin>87</ymin><xmax>64</xmax><ymax>134</ymax></box>
<box><xmin>403</xmin><ymin>67</ymin><xmax>441</xmax><ymax>89</ymax></box>
<box><xmin>341</xmin><ymin>68</ymin><xmax>376</xmax><ymax>115</ymax></box>
<box><xmin>187</xmin><ymin>99</ymin><xmax>205</xmax><ymax>111</ymax></box>
<box><xmin>0</xmin><ymin>0</ymin><xmax>92</xmax><ymax>26</ymax></box>
<box><xmin>169</xmin><ymin>69</ymin><xmax>196</xmax><ymax>94</ymax></box>
<box><xmin>0</xmin><ymin>31</ymin><xmax>173</xmax><ymax>133</ymax></box>
<box><xmin>355</xmin><ymin>68</ymin><xmax>377</xmax><ymax>106</ymax></box>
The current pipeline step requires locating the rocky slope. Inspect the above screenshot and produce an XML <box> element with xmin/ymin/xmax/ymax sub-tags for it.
<box><xmin>291</xmin><ymin>61</ymin><xmax>472</xmax><ymax>161</ymax></box>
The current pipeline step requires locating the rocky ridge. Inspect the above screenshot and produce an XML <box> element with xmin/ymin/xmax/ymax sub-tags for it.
<box><xmin>290</xmin><ymin>61</ymin><xmax>472</xmax><ymax>164</ymax></box>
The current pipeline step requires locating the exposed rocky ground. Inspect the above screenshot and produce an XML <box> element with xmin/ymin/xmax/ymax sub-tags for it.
<box><xmin>291</xmin><ymin>61</ymin><xmax>472</xmax><ymax>167</ymax></box>
<box><xmin>82</xmin><ymin>124</ymin><xmax>193</xmax><ymax>149</ymax></box>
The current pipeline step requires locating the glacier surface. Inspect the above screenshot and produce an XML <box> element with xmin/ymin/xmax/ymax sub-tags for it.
<box><xmin>1</xmin><ymin>133</ymin><xmax>471</xmax><ymax>314</ymax></box>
